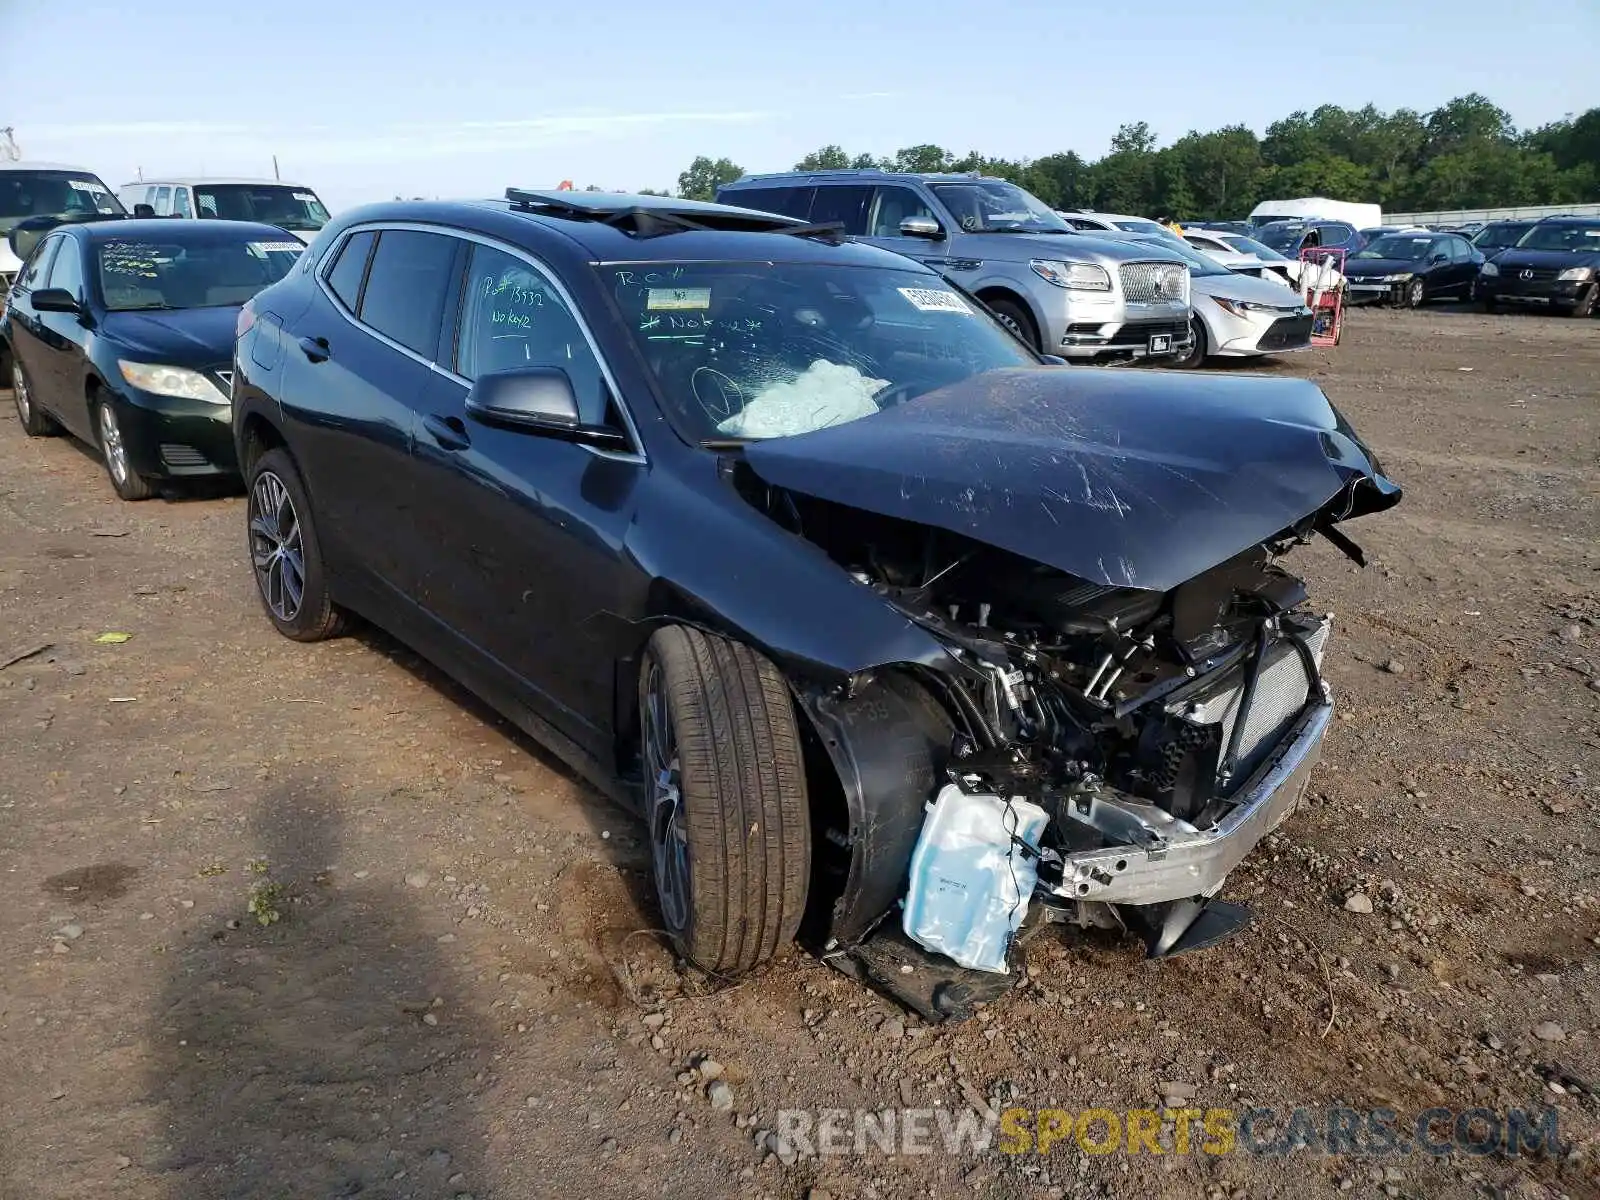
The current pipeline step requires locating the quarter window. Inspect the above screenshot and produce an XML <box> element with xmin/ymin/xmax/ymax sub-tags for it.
<box><xmin>356</xmin><ymin>229</ymin><xmax>458</xmax><ymax>357</ymax></box>
<box><xmin>456</xmin><ymin>243</ymin><xmax>610</xmax><ymax>426</ymax></box>
<box><xmin>325</xmin><ymin>230</ymin><xmax>376</xmax><ymax>313</ymax></box>
<box><xmin>153</xmin><ymin>186</ymin><xmax>173</xmax><ymax>217</ymax></box>
<box><xmin>172</xmin><ymin>187</ymin><xmax>193</xmax><ymax>219</ymax></box>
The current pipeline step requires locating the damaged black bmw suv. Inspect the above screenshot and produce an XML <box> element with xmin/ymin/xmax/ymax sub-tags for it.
<box><xmin>233</xmin><ymin>190</ymin><xmax>1399</xmax><ymax>1017</ymax></box>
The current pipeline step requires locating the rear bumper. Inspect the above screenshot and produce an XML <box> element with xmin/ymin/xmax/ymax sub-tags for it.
<box><xmin>1046</xmin><ymin>698</ymin><xmax>1332</xmax><ymax>906</ymax></box>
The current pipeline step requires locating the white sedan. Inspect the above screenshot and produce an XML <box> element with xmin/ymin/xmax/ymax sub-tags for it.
<box><xmin>1182</xmin><ymin>227</ymin><xmax>1346</xmax><ymax>297</ymax></box>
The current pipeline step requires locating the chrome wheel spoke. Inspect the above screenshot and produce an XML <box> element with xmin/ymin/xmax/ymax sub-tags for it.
<box><xmin>248</xmin><ymin>471</ymin><xmax>304</xmax><ymax>622</ymax></box>
<box><xmin>643</xmin><ymin>663</ymin><xmax>690</xmax><ymax>932</ymax></box>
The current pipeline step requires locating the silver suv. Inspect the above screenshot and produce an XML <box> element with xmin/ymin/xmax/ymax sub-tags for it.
<box><xmin>718</xmin><ymin>171</ymin><xmax>1192</xmax><ymax>362</ymax></box>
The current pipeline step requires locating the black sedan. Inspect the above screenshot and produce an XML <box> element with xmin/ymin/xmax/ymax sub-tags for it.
<box><xmin>2</xmin><ymin>219</ymin><xmax>302</xmax><ymax>498</ymax></box>
<box><xmin>1343</xmin><ymin>232</ymin><xmax>1483</xmax><ymax>307</ymax></box>
<box><xmin>231</xmin><ymin>191</ymin><xmax>1399</xmax><ymax>1010</ymax></box>
<box><xmin>1479</xmin><ymin>217</ymin><xmax>1600</xmax><ymax>317</ymax></box>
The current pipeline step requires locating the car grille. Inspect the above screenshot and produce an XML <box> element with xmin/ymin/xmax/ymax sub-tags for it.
<box><xmin>1174</xmin><ymin>618</ymin><xmax>1330</xmax><ymax>790</ymax></box>
<box><xmin>1256</xmin><ymin>314</ymin><xmax>1315</xmax><ymax>351</ymax></box>
<box><xmin>1510</xmin><ymin>267</ymin><xmax>1559</xmax><ymax>282</ymax></box>
<box><xmin>1119</xmin><ymin>261</ymin><xmax>1188</xmax><ymax>305</ymax></box>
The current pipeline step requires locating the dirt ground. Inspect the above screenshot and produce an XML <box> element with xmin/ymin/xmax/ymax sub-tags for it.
<box><xmin>1</xmin><ymin>306</ymin><xmax>1597</xmax><ymax>1200</ymax></box>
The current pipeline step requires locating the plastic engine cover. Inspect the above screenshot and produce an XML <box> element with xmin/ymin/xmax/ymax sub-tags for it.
<box><xmin>901</xmin><ymin>785</ymin><xmax>1049</xmax><ymax>974</ymax></box>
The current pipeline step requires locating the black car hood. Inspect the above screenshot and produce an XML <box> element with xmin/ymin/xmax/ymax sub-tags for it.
<box><xmin>99</xmin><ymin>306</ymin><xmax>241</xmax><ymax>366</ymax></box>
<box><xmin>1493</xmin><ymin>247</ymin><xmax>1600</xmax><ymax>270</ymax></box>
<box><xmin>741</xmin><ymin>368</ymin><xmax>1400</xmax><ymax>592</ymax></box>
<box><xmin>1346</xmin><ymin>257</ymin><xmax>1426</xmax><ymax>277</ymax></box>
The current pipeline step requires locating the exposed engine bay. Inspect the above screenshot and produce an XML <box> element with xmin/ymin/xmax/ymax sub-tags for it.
<box><xmin>738</xmin><ymin>471</ymin><xmax>1340</xmax><ymax>997</ymax></box>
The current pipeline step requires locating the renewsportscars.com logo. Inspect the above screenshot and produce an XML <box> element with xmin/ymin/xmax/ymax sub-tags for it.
<box><xmin>771</xmin><ymin>1105</ymin><xmax>1561</xmax><ymax>1160</ymax></box>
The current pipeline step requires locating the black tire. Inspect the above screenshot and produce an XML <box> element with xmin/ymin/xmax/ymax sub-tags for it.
<box><xmin>1567</xmin><ymin>284</ymin><xmax>1596</xmax><ymax>318</ymax></box>
<box><xmin>984</xmin><ymin>297</ymin><xmax>1041</xmax><ymax>352</ymax></box>
<box><xmin>1169</xmin><ymin>316</ymin><xmax>1207</xmax><ymax>369</ymax></box>
<box><xmin>639</xmin><ymin>625</ymin><xmax>811</xmax><ymax>976</ymax></box>
<box><xmin>11</xmin><ymin>358</ymin><xmax>59</xmax><ymax>437</ymax></box>
<box><xmin>93</xmin><ymin>395</ymin><xmax>155</xmax><ymax>501</ymax></box>
<box><xmin>246</xmin><ymin>447</ymin><xmax>347</xmax><ymax>641</ymax></box>
<box><xmin>1405</xmin><ymin>278</ymin><xmax>1426</xmax><ymax>309</ymax></box>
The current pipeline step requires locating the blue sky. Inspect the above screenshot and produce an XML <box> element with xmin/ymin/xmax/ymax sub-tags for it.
<box><xmin>8</xmin><ymin>0</ymin><xmax>1597</xmax><ymax>212</ymax></box>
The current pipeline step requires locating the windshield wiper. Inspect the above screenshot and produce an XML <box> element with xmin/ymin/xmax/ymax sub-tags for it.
<box><xmin>115</xmin><ymin>303</ymin><xmax>177</xmax><ymax>311</ymax></box>
<box><xmin>699</xmin><ymin>437</ymin><xmax>751</xmax><ymax>451</ymax></box>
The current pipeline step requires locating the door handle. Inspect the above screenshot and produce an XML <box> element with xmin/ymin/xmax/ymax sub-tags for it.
<box><xmin>423</xmin><ymin>413</ymin><xmax>470</xmax><ymax>451</ymax></box>
<box><xmin>298</xmin><ymin>335</ymin><xmax>330</xmax><ymax>363</ymax></box>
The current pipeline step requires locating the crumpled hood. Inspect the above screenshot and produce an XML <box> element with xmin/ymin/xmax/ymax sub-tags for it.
<box><xmin>742</xmin><ymin>368</ymin><xmax>1400</xmax><ymax>592</ymax></box>
<box><xmin>100</xmin><ymin>306</ymin><xmax>241</xmax><ymax>364</ymax></box>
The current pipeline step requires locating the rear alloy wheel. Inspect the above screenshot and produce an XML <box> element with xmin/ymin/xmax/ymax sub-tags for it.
<box><xmin>246</xmin><ymin>447</ymin><xmax>347</xmax><ymax>641</ymax></box>
<box><xmin>1568</xmin><ymin>283</ymin><xmax>1597</xmax><ymax>318</ymax></box>
<box><xmin>96</xmin><ymin>399</ymin><xmax>154</xmax><ymax>500</ymax></box>
<box><xmin>1169</xmin><ymin>316</ymin><xmax>1207</xmax><ymax>369</ymax></box>
<box><xmin>1405</xmin><ymin>278</ymin><xmax>1426</xmax><ymax>309</ymax></box>
<box><xmin>639</xmin><ymin>625</ymin><xmax>811</xmax><ymax>976</ymax></box>
<box><xmin>12</xmin><ymin>360</ymin><xmax>58</xmax><ymax>437</ymax></box>
<box><xmin>985</xmin><ymin>297</ymin><xmax>1040</xmax><ymax>352</ymax></box>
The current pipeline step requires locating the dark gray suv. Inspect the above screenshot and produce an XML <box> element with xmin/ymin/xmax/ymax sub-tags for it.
<box><xmin>718</xmin><ymin>171</ymin><xmax>1193</xmax><ymax>363</ymax></box>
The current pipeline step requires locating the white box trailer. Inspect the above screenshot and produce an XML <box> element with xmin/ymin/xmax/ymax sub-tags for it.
<box><xmin>1249</xmin><ymin>197</ymin><xmax>1382</xmax><ymax>229</ymax></box>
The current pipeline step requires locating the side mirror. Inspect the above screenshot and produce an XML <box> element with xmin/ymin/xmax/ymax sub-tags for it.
<box><xmin>899</xmin><ymin>216</ymin><xmax>944</xmax><ymax>240</ymax></box>
<box><xmin>133</xmin><ymin>203</ymin><xmax>156</xmax><ymax>218</ymax></box>
<box><xmin>31</xmin><ymin>288</ymin><xmax>81</xmax><ymax>315</ymax></box>
<box><xmin>464</xmin><ymin>366</ymin><xmax>629</xmax><ymax>450</ymax></box>
<box><xmin>1428</xmin><ymin>252</ymin><xmax>1447</xmax><ymax>264</ymax></box>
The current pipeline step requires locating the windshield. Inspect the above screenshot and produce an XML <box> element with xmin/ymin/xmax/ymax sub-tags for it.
<box><xmin>0</xmin><ymin>170</ymin><xmax>126</xmax><ymax>233</ymax></box>
<box><xmin>1218</xmin><ymin>234</ymin><xmax>1288</xmax><ymax>261</ymax></box>
<box><xmin>1473</xmin><ymin>223</ymin><xmax>1532</xmax><ymax>250</ymax></box>
<box><xmin>192</xmin><ymin>184</ymin><xmax>330</xmax><ymax>232</ymax></box>
<box><xmin>1354</xmin><ymin>235</ymin><xmax>1438</xmax><ymax>261</ymax></box>
<box><xmin>603</xmin><ymin>262</ymin><xmax>1036</xmax><ymax>442</ymax></box>
<box><xmin>1254</xmin><ymin>223</ymin><xmax>1307</xmax><ymax>252</ymax></box>
<box><xmin>927</xmin><ymin>181</ymin><xmax>1070</xmax><ymax>233</ymax></box>
<box><xmin>97</xmin><ymin>232</ymin><xmax>302</xmax><ymax>311</ymax></box>
<box><xmin>1516</xmin><ymin>221</ymin><xmax>1600</xmax><ymax>252</ymax></box>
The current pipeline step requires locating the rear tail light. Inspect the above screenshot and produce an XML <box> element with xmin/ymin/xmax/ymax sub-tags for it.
<box><xmin>237</xmin><ymin>301</ymin><xmax>257</xmax><ymax>338</ymax></box>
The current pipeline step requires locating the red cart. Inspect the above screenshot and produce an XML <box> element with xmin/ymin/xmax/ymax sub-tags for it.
<box><xmin>1299</xmin><ymin>246</ymin><xmax>1346</xmax><ymax>346</ymax></box>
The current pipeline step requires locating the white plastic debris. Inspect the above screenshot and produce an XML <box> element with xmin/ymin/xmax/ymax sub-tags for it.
<box><xmin>716</xmin><ymin>359</ymin><xmax>887</xmax><ymax>439</ymax></box>
<box><xmin>901</xmin><ymin>784</ymin><xmax>1049</xmax><ymax>974</ymax></box>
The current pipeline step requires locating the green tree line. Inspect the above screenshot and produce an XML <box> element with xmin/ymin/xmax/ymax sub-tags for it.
<box><xmin>669</xmin><ymin>94</ymin><xmax>1599</xmax><ymax>219</ymax></box>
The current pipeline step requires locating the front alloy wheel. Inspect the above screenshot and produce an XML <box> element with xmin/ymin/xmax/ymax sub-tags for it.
<box><xmin>97</xmin><ymin>400</ymin><xmax>154</xmax><ymax>500</ymax></box>
<box><xmin>1405</xmin><ymin>278</ymin><xmax>1426</xmax><ymax>308</ymax></box>
<box><xmin>642</xmin><ymin>658</ymin><xmax>690</xmax><ymax>934</ymax></box>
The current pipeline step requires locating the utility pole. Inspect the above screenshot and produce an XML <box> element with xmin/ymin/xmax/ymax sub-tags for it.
<box><xmin>272</xmin><ymin>155</ymin><xmax>280</xmax><ymax>181</ymax></box>
<box><xmin>0</xmin><ymin>128</ymin><xmax>21</xmax><ymax>163</ymax></box>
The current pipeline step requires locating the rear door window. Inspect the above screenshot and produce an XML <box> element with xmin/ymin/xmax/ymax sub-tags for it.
<box><xmin>356</xmin><ymin>230</ymin><xmax>458</xmax><ymax>357</ymax></box>
<box><xmin>808</xmin><ymin>185</ymin><xmax>871</xmax><ymax>235</ymax></box>
<box><xmin>172</xmin><ymin>187</ymin><xmax>193</xmax><ymax>218</ymax></box>
<box><xmin>153</xmin><ymin>186</ymin><xmax>173</xmax><ymax>216</ymax></box>
<box><xmin>722</xmin><ymin>187</ymin><xmax>812</xmax><ymax>219</ymax></box>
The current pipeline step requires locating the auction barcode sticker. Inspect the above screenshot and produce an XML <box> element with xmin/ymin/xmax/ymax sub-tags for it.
<box><xmin>292</xmin><ymin>192</ymin><xmax>317</xmax><ymax>202</ymax></box>
<box><xmin>250</xmin><ymin>241</ymin><xmax>305</xmax><ymax>254</ymax></box>
<box><xmin>898</xmin><ymin>287</ymin><xmax>972</xmax><ymax>314</ymax></box>
<box><xmin>67</xmin><ymin>179</ymin><xmax>107</xmax><ymax>193</ymax></box>
<box><xmin>646</xmin><ymin>287</ymin><xmax>712</xmax><ymax>311</ymax></box>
